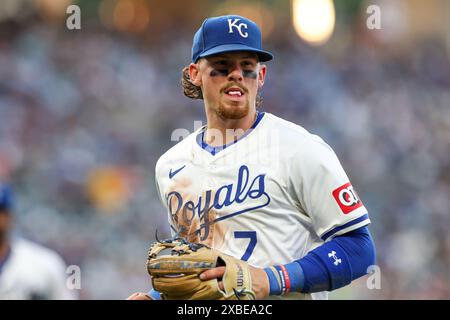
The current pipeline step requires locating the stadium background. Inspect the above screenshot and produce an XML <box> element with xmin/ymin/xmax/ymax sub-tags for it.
<box><xmin>0</xmin><ymin>0</ymin><xmax>449</xmax><ymax>299</ymax></box>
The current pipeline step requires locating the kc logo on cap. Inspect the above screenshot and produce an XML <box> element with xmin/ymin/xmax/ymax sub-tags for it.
<box><xmin>227</xmin><ymin>18</ymin><xmax>248</xmax><ymax>38</ymax></box>
<box><xmin>191</xmin><ymin>15</ymin><xmax>273</xmax><ymax>63</ymax></box>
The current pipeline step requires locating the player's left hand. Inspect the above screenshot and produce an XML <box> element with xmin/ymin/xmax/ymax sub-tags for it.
<box><xmin>200</xmin><ymin>265</ymin><xmax>270</xmax><ymax>300</ymax></box>
<box><xmin>126</xmin><ymin>292</ymin><xmax>153</xmax><ymax>300</ymax></box>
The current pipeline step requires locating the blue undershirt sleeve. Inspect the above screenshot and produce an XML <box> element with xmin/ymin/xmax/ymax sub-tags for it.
<box><xmin>265</xmin><ymin>226</ymin><xmax>376</xmax><ymax>294</ymax></box>
<box><xmin>148</xmin><ymin>288</ymin><xmax>162</xmax><ymax>300</ymax></box>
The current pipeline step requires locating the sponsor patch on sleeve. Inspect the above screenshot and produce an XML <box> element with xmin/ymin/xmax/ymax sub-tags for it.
<box><xmin>332</xmin><ymin>182</ymin><xmax>363</xmax><ymax>214</ymax></box>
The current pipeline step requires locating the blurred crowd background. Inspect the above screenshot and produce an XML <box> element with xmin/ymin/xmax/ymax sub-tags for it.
<box><xmin>0</xmin><ymin>0</ymin><xmax>449</xmax><ymax>299</ymax></box>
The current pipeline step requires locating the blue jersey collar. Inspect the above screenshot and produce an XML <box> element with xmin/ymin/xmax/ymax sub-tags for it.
<box><xmin>196</xmin><ymin>111</ymin><xmax>265</xmax><ymax>156</ymax></box>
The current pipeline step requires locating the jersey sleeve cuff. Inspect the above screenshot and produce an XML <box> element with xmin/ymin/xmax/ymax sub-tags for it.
<box><xmin>320</xmin><ymin>213</ymin><xmax>370</xmax><ymax>241</ymax></box>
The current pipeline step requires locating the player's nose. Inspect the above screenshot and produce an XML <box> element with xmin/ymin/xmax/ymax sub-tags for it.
<box><xmin>227</xmin><ymin>64</ymin><xmax>244</xmax><ymax>82</ymax></box>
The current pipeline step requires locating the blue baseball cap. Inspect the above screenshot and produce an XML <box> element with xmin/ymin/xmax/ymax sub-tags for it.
<box><xmin>0</xmin><ymin>183</ymin><xmax>13</xmax><ymax>212</ymax></box>
<box><xmin>191</xmin><ymin>15</ymin><xmax>273</xmax><ymax>63</ymax></box>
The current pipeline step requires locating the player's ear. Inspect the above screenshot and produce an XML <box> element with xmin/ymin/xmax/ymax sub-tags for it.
<box><xmin>257</xmin><ymin>64</ymin><xmax>267</xmax><ymax>88</ymax></box>
<box><xmin>189</xmin><ymin>62</ymin><xmax>202</xmax><ymax>87</ymax></box>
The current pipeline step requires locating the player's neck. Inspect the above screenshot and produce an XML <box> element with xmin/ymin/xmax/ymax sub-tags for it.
<box><xmin>204</xmin><ymin>108</ymin><xmax>257</xmax><ymax>147</ymax></box>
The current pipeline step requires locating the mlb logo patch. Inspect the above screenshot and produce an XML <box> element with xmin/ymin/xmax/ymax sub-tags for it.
<box><xmin>332</xmin><ymin>182</ymin><xmax>363</xmax><ymax>214</ymax></box>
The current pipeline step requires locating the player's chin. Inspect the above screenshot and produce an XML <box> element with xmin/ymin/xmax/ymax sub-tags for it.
<box><xmin>218</xmin><ymin>101</ymin><xmax>249</xmax><ymax>119</ymax></box>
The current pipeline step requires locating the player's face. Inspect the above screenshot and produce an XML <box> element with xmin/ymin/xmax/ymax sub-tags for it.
<box><xmin>190</xmin><ymin>52</ymin><xmax>266</xmax><ymax>119</ymax></box>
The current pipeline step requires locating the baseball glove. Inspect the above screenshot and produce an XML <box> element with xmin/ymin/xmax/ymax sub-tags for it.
<box><xmin>146</xmin><ymin>238</ymin><xmax>256</xmax><ymax>300</ymax></box>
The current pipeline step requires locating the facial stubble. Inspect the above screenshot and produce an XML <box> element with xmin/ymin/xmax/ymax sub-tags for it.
<box><xmin>209</xmin><ymin>69</ymin><xmax>258</xmax><ymax>120</ymax></box>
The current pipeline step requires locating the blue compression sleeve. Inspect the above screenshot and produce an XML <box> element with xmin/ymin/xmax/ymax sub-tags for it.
<box><xmin>148</xmin><ymin>288</ymin><xmax>161</xmax><ymax>300</ymax></box>
<box><xmin>299</xmin><ymin>226</ymin><xmax>376</xmax><ymax>292</ymax></box>
<box><xmin>264</xmin><ymin>226</ymin><xmax>376</xmax><ymax>295</ymax></box>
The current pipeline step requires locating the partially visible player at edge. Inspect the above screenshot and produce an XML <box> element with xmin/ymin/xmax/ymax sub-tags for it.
<box><xmin>128</xmin><ymin>15</ymin><xmax>376</xmax><ymax>300</ymax></box>
<box><xmin>0</xmin><ymin>183</ymin><xmax>77</xmax><ymax>299</ymax></box>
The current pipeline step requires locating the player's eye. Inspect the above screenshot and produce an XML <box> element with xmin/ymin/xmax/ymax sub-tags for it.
<box><xmin>211</xmin><ymin>61</ymin><xmax>230</xmax><ymax>74</ymax></box>
<box><xmin>214</xmin><ymin>60</ymin><xmax>228</xmax><ymax>66</ymax></box>
<box><xmin>242</xmin><ymin>61</ymin><xmax>256</xmax><ymax>69</ymax></box>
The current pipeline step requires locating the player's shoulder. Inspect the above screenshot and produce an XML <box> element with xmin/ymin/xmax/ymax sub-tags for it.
<box><xmin>13</xmin><ymin>238</ymin><xmax>67</xmax><ymax>270</ymax></box>
<box><xmin>155</xmin><ymin>127</ymin><xmax>202</xmax><ymax>176</ymax></box>
<box><xmin>264</xmin><ymin>112</ymin><xmax>333</xmax><ymax>154</ymax></box>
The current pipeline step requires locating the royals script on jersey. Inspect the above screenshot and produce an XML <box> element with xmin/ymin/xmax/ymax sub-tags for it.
<box><xmin>155</xmin><ymin>112</ymin><xmax>370</xmax><ymax>300</ymax></box>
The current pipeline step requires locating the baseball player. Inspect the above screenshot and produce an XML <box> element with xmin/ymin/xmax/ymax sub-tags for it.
<box><xmin>0</xmin><ymin>183</ymin><xmax>77</xmax><ymax>300</ymax></box>
<box><xmin>128</xmin><ymin>15</ymin><xmax>375</xmax><ymax>300</ymax></box>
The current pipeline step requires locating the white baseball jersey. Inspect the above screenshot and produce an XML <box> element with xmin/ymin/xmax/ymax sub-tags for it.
<box><xmin>0</xmin><ymin>238</ymin><xmax>77</xmax><ymax>300</ymax></box>
<box><xmin>155</xmin><ymin>112</ymin><xmax>370</xmax><ymax>300</ymax></box>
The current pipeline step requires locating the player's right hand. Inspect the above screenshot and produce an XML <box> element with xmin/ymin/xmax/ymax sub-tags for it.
<box><xmin>126</xmin><ymin>292</ymin><xmax>153</xmax><ymax>300</ymax></box>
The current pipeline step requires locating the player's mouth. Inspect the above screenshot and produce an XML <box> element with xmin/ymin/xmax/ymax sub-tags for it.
<box><xmin>223</xmin><ymin>86</ymin><xmax>246</xmax><ymax>101</ymax></box>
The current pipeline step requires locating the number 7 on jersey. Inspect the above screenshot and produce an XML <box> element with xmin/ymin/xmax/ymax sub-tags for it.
<box><xmin>234</xmin><ymin>231</ymin><xmax>257</xmax><ymax>261</ymax></box>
